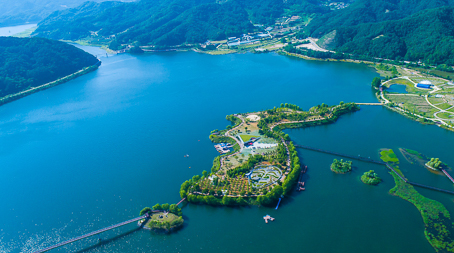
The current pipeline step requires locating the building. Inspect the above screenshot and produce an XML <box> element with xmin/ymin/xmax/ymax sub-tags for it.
<box><xmin>416</xmin><ymin>80</ymin><xmax>433</xmax><ymax>89</ymax></box>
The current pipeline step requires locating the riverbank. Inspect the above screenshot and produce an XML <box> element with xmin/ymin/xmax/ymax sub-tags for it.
<box><xmin>0</xmin><ymin>61</ymin><xmax>101</xmax><ymax>107</ymax></box>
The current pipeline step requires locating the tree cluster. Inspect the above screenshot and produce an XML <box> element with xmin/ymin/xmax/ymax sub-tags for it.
<box><xmin>330</xmin><ymin>159</ymin><xmax>352</xmax><ymax>173</ymax></box>
<box><xmin>151</xmin><ymin>203</ymin><xmax>183</xmax><ymax>216</ymax></box>
<box><xmin>361</xmin><ymin>170</ymin><xmax>382</xmax><ymax>185</ymax></box>
<box><xmin>427</xmin><ymin>158</ymin><xmax>442</xmax><ymax>169</ymax></box>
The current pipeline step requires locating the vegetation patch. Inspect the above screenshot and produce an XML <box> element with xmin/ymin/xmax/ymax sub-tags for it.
<box><xmin>380</xmin><ymin>149</ymin><xmax>399</xmax><ymax>164</ymax></box>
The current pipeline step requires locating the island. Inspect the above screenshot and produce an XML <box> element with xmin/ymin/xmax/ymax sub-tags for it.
<box><xmin>0</xmin><ymin>37</ymin><xmax>100</xmax><ymax>106</ymax></box>
<box><xmin>330</xmin><ymin>159</ymin><xmax>352</xmax><ymax>174</ymax></box>
<box><xmin>360</xmin><ymin>170</ymin><xmax>381</xmax><ymax>185</ymax></box>
<box><xmin>179</xmin><ymin>102</ymin><xmax>360</xmax><ymax>206</ymax></box>
<box><xmin>139</xmin><ymin>203</ymin><xmax>184</xmax><ymax>232</ymax></box>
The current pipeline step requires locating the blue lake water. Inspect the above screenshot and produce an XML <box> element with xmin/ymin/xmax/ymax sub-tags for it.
<box><xmin>387</xmin><ymin>84</ymin><xmax>408</xmax><ymax>93</ymax></box>
<box><xmin>0</xmin><ymin>47</ymin><xmax>452</xmax><ymax>252</ymax></box>
<box><xmin>0</xmin><ymin>24</ymin><xmax>36</xmax><ymax>37</ymax></box>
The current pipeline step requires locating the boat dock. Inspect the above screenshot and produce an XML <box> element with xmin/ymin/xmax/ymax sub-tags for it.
<box><xmin>263</xmin><ymin>215</ymin><xmax>275</xmax><ymax>223</ymax></box>
<box><xmin>296</xmin><ymin>165</ymin><xmax>307</xmax><ymax>192</ymax></box>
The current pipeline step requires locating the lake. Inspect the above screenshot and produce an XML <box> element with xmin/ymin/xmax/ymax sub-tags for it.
<box><xmin>0</xmin><ymin>24</ymin><xmax>36</xmax><ymax>37</ymax></box>
<box><xmin>0</xmin><ymin>46</ymin><xmax>452</xmax><ymax>253</ymax></box>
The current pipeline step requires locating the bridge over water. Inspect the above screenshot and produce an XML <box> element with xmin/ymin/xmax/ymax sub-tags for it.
<box><xmin>295</xmin><ymin>144</ymin><xmax>454</xmax><ymax>195</ymax></box>
<box><xmin>34</xmin><ymin>214</ymin><xmax>149</xmax><ymax>253</ymax></box>
<box><xmin>34</xmin><ymin>198</ymin><xmax>187</xmax><ymax>253</ymax></box>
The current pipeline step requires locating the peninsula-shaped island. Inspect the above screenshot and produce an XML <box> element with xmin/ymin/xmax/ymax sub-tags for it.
<box><xmin>179</xmin><ymin>102</ymin><xmax>360</xmax><ymax>206</ymax></box>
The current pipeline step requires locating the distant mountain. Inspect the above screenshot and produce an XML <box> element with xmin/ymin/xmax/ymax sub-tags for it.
<box><xmin>0</xmin><ymin>37</ymin><xmax>99</xmax><ymax>97</ymax></box>
<box><xmin>0</xmin><ymin>0</ymin><xmax>136</xmax><ymax>27</ymax></box>
<box><xmin>32</xmin><ymin>0</ymin><xmax>329</xmax><ymax>47</ymax></box>
<box><xmin>306</xmin><ymin>0</ymin><xmax>454</xmax><ymax>64</ymax></box>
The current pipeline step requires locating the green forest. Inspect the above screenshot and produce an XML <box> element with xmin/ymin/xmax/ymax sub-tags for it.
<box><xmin>27</xmin><ymin>0</ymin><xmax>454</xmax><ymax>64</ymax></box>
<box><xmin>32</xmin><ymin>0</ymin><xmax>328</xmax><ymax>47</ymax></box>
<box><xmin>0</xmin><ymin>37</ymin><xmax>99</xmax><ymax>98</ymax></box>
<box><xmin>306</xmin><ymin>0</ymin><xmax>454</xmax><ymax>65</ymax></box>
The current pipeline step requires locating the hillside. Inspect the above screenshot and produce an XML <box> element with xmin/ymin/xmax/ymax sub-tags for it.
<box><xmin>0</xmin><ymin>37</ymin><xmax>99</xmax><ymax>98</ymax></box>
<box><xmin>307</xmin><ymin>0</ymin><xmax>454</xmax><ymax>38</ymax></box>
<box><xmin>333</xmin><ymin>7</ymin><xmax>454</xmax><ymax>65</ymax></box>
<box><xmin>306</xmin><ymin>0</ymin><xmax>454</xmax><ymax>64</ymax></box>
<box><xmin>32</xmin><ymin>0</ymin><xmax>329</xmax><ymax>47</ymax></box>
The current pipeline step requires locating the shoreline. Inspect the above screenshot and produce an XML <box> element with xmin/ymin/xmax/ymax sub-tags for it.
<box><xmin>0</xmin><ymin>61</ymin><xmax>101</xmax><ymax>107</ymax></box>
<box><xmin>62</xmin><ymin>40</ymin><xmax>454</xmax><ymax>133</ymax></box>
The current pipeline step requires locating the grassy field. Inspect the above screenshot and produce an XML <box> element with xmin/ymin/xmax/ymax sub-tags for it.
<box><xmin>427</xmin><ymin>97</ymin><xmax>445</xmax><ymax>104</ymax></box>
<box><xmin>436</xmin><ymin>103</ymin><xmax>453</xmax><ymax>110</ymax></box>
<box><xmin>385</xmin><ymin>94</ymin><xmax>438</xmax><ymax>117</ymax></box>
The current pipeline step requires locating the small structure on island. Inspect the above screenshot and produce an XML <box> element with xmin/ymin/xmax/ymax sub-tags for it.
<box><xmin>263</xmin><ymin>215</ymin><xmax>275</xmax><ymax>223</ymax></box>
<box><xmin>416</xmin><ymin>80</ymin><xmax>433</xmax><ymax>89</ymax></box>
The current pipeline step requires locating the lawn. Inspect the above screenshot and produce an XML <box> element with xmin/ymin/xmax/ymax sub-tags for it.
<box><xmin>240</xmin><ymin>135</ymin><xmax>260</xmax><ymax>142</ymax></box>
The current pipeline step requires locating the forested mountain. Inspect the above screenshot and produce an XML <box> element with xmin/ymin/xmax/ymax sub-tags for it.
<box><xmin>306</xmin><ymin>0</ymin><xmax>454</xmax><ymax>64</ymax></box>
<box><xmin>307</xmin><ymin>0</ymin><xmax>454</xmax><ymax>37</ymax></box>
<box><xmin>333</xmin><ymin>7</ymin><xmax>454</xmax><ymax>65</ymax></box>
<box><xmin>0</xmin><ymin>37</ymin><xmax>99</xmax><ymax>97</ymax></box>
<box><xmin>0</xmin><ymin>0</ymin><xmax>136</xmax><ymax>27</ymax></box>
<box><xmin>32</xmin><ymin>0</ymin><xmax>329</xmax><ymax>47</ymax></box>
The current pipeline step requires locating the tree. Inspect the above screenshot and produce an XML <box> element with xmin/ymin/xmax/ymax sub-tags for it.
<box><xmin>152</xmin><ymin>203</ymin><xmax>162</xmax><ymax>211</ymax></box>
<box><xmin>140</xmin><ymin>207</ymin><xmax>151</xmax><ymax>215</ymax></box>
<box><xmin>371</xmin><ymin>77</ymin><xmax>382</xmax><ymax>88</ymax></box>
<box><xmin>162</xmin><ymin>203</ymin><xmax>170</xmax><ymax>211</ymax></box>
<box><xmin>202</xmin><ymin>170</ymin><xmax>208</xmax><ymax>178</ymax></box>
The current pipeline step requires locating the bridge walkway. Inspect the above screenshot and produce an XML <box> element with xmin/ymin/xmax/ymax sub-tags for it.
<box><xmin>34</xmin><ymin>214</ymin><xmax>149</xmax><ymax>253</ymax></box>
